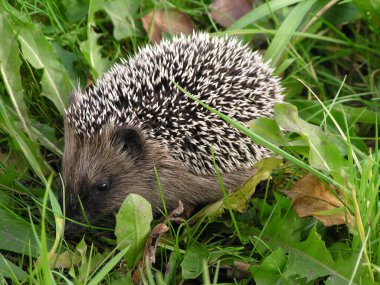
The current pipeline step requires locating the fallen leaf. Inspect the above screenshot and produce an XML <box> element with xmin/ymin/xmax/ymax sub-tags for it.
<box><xmin>209</xmin><ymin>0</ymin><xmax>252</xmax><ymax>28</ymax></box>
<box><xmin>141</xmin><ymin>9</ymin><xmax>194</xmax><ymax>43</ymax></box>
<box><xmin>287</xmin><ymin>173</ymin><xmax>354</xmax><ymax>227</ymax></box>
<box><xmin>132</xmin><ymin>202</ymin><xmax>183</xmax><ymax>283</ymax></box>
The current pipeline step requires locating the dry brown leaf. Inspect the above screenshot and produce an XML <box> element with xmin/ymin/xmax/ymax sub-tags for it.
<box><xmin>209</xmin><ymin>0</ymin><xmax>252</xmax><ymax>28</ymax></box>
<box><xmin>132</xmin><ymin>201</ymin><xmax>184</xmax><ymax>283</ymax></box>
<box><xmin>287</xmin><ymin>173</ymin><xmax>354</xmax><ymax>227</ymax></box>
<box><xmin>141</xmin><ymin>9</ymin><xmax>194</xmax><ymax>43</ymax></box>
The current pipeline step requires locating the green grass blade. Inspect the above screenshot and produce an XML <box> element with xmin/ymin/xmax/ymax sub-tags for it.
<box><xmin>39</xmin><ymin>174</ymin><xmax>55</xmax><ymax>284</ymax></box>
<box><xmin>87</xmin><ymin>246</ymin><xmax>130</xmax><ymax>285</ymax></box>
<box><xmin>264</xmin><ymin>0</ymin><xmax>318</xmax><ymax>66</ymax></box>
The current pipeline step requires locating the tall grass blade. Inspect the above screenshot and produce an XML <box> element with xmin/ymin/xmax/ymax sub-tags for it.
<box><xmin>87</xmin><ymin>245</ymin><xmax>130</xmax><ymax>285</ymax></box>
<box><xmin>264</xmin><ymin>0</ymin><xmax>318</xmax><ymax>66</ymax></box>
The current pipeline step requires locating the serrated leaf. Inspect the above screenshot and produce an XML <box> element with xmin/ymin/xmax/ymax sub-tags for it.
<box><xmin>283</xmin><ymin>226</ymin><xmax>351</xmax><ymax>283</ymax></box>
<box><xmin>181</xmin><ymin>242</ymin><xmax>210</xmax><ymax>279</ymax></box>
<box><xmin>105</xmin><ymin>0</ymin><xmax>141</xmax><ymax>40</ymax></box>
<box><xmin>275</xmin><ymin>103</ymin><xmax>344</xmax><ymax>177</ymax></box>
<box><xmin>80</xmin><ymin>0</ymin><xmax>111</xmax><ymax>78</ymax></box>
<box><xmin>259</xmin><ymin>194</ymin><xmax>304</xmax><ymax>243</ymax></box>
<box><xmin>17</xmin><ymin>24</ymin><xmax>72</xmax><ymax>115</ymax></box>
<box><xmin>0</xmin><ymin>14</ymin><xmax>31</xmax><ymax>137</ymax></box>
<box><xmin>251</xmin><ymin>248</ymin><xmax>287</xmax><ymax>285</ymax></box>
<box><xmin>80</xmin><ymin>28</ymin><xmax>111</xmax><ymax>79</ymax></box>
<box><xmin>115</xmin><ymin>194</ymin><xmax>153</xmax><ymax>268</ymax></box>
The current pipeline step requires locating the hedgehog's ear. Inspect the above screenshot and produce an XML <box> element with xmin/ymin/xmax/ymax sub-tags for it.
<box><xmin>112</xmin><ymin>127</ymin><xmax>144</xmax><ymax>158</ymax></box>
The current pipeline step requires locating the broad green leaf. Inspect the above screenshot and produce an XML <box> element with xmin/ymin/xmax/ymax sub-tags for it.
<box><xmin>115</xmin><ymin>194</ymin><xmax>153</xmax><ymax>268</ymax></box>
<box><xmin>251</xmin><ymin>248</ymin><xmax>287</xmax><ymax>285</ymax></box>
<box><xmin>0</xmin><ymin>254</ymin><xmax>26</xmax><ymax>281</ymax></box>
<box><xmin>264</xmin><ymin>0</ymin><xmax>318</xmax><ymax>66</ymax></box>
<box><xmin>275</xmin><ymin>103</ymin><xmax>344</xmax><ymax>178</ymax></box>
<box><xmin>228</xmin><ymin>0</ymin><xmax>303</xmax><ymax>30</ymax></box>
<box><xmin>0</xmin><ymin>14</ymin><xmax>31</xmax><ymax>137</ymax></box>
<box><xmin>18</xmin><ymin>24</ymin><xmax>72</xmax><ymax>115</ymax></box>
<box><xmin>0</xmin><ymin>208</ymin><xmax>40</xmax><ymax>257</ymax></box>
<box><xmin>249</xmin><ymin>117</ymin><xmax>286</xmax><ymax>146</ymax></box>
<box><xmin>105</xmin><ymin>0</ymin><xmax>141</xmax><ymax>40</ymax></box>
<box><xmin>181</xmin><ymin>242</ymin><xmax>210</xmax><ymax>279</ymax></box>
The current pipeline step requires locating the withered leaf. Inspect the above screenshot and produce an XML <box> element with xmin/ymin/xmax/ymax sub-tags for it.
<box><xmin>132</xmin><ymin>202</ymin><xmax>183</xmax><ymax>283</ymax></box>
<box><xmin>287</xmin><ymin>173</ymin><xmax>354</xmax><ymax>227</ymax></box>
<box><xmin>141</xmin><ymin>9</ymin><xmax>194</xmax><ymax>43</ymax></box>
<box><xmin>209</xmin><ymin>0</ymin><xmax>252</xmax><ymax>28</ymax></box>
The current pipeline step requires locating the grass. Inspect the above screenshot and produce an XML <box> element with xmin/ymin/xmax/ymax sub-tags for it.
<box><xmin>0</xmin><ymin>0</ymin><xmax>379</xmax><ymax>284</ymax></box>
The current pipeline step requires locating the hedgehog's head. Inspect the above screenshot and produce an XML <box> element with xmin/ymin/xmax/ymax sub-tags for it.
<box><xmin>61</xmin><ymin>120</ymin><xmax>153</xmax><ymax>235</ymax></box>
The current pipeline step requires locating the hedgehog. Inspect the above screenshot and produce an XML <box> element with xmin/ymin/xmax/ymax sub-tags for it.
<box><xmin>62</xmin><ymin>33</ymin><xmax>283</xmax><ymax>234</ymax></box>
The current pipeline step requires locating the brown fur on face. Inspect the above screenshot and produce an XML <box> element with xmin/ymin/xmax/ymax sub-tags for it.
<box><xmin>62</xmin><ymin>121</ymin><xmax>256</xmax><ymax>234</ymax></box>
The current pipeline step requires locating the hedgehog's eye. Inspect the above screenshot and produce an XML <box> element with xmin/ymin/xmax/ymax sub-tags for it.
<box><xmin>96</xmin><ymin>182</ymin><xmax>109</xmax><ymax>192</ymax></box>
